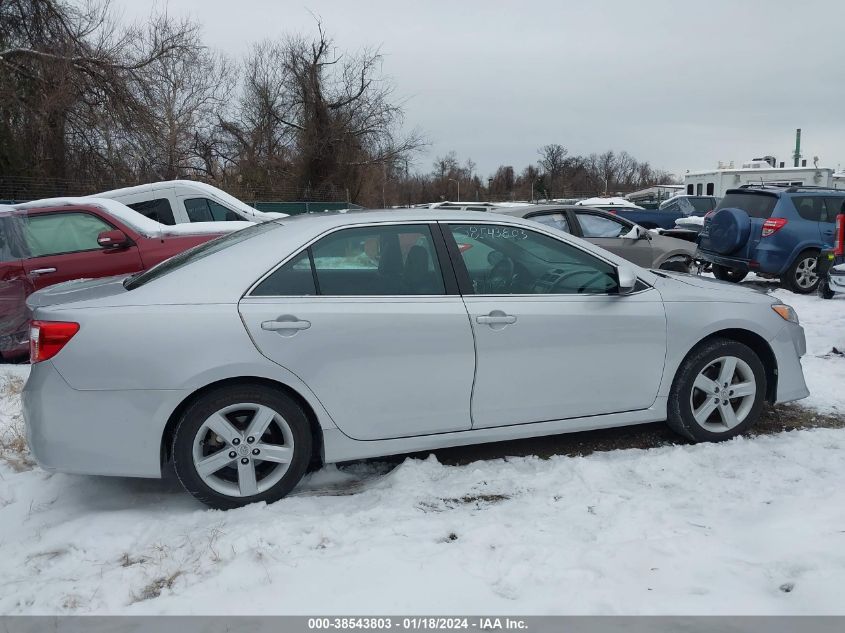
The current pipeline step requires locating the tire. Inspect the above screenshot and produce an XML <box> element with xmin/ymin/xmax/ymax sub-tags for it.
<box><xmin>711</xmin><ymin>263</ymin><xmax>748</xmax><ymax>283</ymax></box>
<box><xmin>667</xmin><ymin>338</ymin><xmax>766</xmax><ymax>442</ymax></box>
<box><xmin>708</xmin><ymin>208</ymin><xmax>751</xmax><ymax>255</ymax></box>
<box><xmin>782</xmin><ymin>250</ymin><xmax>820</xmax><ymax>294</ymax></box>
<box><xmin>818</xmin><ymin>279</ymin><xmax>835</xmax><ymax>300</ymax></box>
<box><xmin>172</xmin><ymin>384</ymin><xmax>313</xmax><ymax>509</ymax></box>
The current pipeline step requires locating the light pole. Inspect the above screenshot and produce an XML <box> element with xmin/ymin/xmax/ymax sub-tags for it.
<box><xmin>448</xmin><ymin>178</ymin><xmax>460</xmax><ymax>202</ymax></box>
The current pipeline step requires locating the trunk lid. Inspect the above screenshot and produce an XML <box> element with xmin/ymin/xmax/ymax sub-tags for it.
<box><xmin>26</xmin><ymin>275</ymin><xmax>129</xmax><ymax>309</ymax></box>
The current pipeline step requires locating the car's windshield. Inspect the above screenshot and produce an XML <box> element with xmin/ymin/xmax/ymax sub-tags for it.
<box><xmin>689</xmin><ymin>197</ymin><xmax>716</xmax><ymax>214</ymax></box>
<box><xmin>716</xmin><ymin>192</ymin><xmax>777</xmax><ymax>219</ymax></box>
<box><xmin>124</xmin><ymin>221</ymin><xmax>280</xmax><ymax>290</ymax></box>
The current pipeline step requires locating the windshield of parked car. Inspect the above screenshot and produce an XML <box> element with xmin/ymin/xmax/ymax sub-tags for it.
<box><xmin>689</xmin><ymin>197</ymin><xmax>716</xmax><ymax>214</ymax></box>
<box><xmin>715</xmin><ymin>192</ymin><xmax>777</xmax><ymax>219</ymax></box>
<box><xmin>123</xmin><ymin>221</ymin><xmax>280</xmax><ymax>290</ymax></box>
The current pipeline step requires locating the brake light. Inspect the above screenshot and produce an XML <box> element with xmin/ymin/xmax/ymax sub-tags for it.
<box><xmin>607</xmin><ymin>209</ymin><xmax>617</xmax><ymax>215</ymax></box>
<box><xmin>29</xmin><ymin>320</ymin><xmax>79</xmax><ymax>363</ymax></box>
<box><xmin>835</xmin><ymin>214</ymin><xmax>845</xmax><ymax>256</ymax></box>
<box><xmin>457</xmin><ymin>243</ymin><xmax>473</xmax><ymax>252</ymax></box>
<box><xmin>761</xmin><ymin>218</ymin><xmax>788</xmax><ymax>237</ymax></box>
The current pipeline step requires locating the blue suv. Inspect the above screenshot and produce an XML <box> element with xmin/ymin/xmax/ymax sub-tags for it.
<box><xmin>697</xmin><ymin>186</ymin><xmax>845</xmax><ymax>293</ymax></box>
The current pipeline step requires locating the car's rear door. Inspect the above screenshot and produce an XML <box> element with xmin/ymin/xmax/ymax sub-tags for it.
<box><xmin>573</xmin><ymin>210</ymin><xmax>654</xmax><ymax>267</ymax></box>
<box><xmin>238</xmin><ymin>221</ymin><xmax>475</xmax><ymax>441</ymax></box>
<box><xmin>19</xmin><ymin>209</ymin><xmax>144</xmax><ymax>290</ymax></box>
<box><xmin>442</xmin><ymin>221</ymin><xmax>666</xmax><ymax>429</ymax></box>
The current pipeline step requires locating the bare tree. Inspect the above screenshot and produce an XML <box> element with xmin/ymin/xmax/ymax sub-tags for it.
<box><xmin>0</xmin><ymin>0</ymin><xmax>197</xmax><ymax>189</ymax></box>
<box><xmin>220</xmin><ymin>22</ymin><xmax>424</xmax><ymax>202</ymax></box>
<box><xmin>131</xmin><ymin>21</ymin><xmax>235</xmax><ymax>181</ymax></box>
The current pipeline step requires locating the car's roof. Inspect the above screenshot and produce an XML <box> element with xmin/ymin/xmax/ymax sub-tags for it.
<box><xmin>278</xmin><ymin>208</ymin><xmax>536</xmax><ymax>225</ymax></box>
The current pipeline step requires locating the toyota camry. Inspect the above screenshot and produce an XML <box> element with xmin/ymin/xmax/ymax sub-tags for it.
<box><xmin>23</xmin><ymin>210</ymin><xmax>809</xmax><ymax>509</ymax></box>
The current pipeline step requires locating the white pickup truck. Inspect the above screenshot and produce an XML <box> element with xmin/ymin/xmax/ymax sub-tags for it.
<box><xmin>96</xmin><ymin>180</ymin><xmax>287</xmax><ymax>226</ymax></box>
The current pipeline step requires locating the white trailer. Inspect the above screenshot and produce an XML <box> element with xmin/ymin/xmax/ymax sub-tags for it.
<box><xmin>684</xmin><ymin>162</ymin><xmax>835</xmax><ymax>197</ymax></box>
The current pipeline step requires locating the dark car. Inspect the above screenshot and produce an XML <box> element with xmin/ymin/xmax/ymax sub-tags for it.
<box><xmin>0</xmin><ymin>201</ymin><xmax>231</xmax><ymax>361</ymax></box>
<box><xmin>492</xmin><ymin>205</ymin><xmax>696</xmax><ymax>271</ymax></box>
<box><xmin>696</xmin><ymin>186</ymin><xmax>845</xmax><ymax>293</ymax></box>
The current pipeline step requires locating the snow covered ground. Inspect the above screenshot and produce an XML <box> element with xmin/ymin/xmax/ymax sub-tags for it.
<box><xmin>1</xmin><ymin>279</ymin><xmax>844</xmax><ymax>615</ymax></box>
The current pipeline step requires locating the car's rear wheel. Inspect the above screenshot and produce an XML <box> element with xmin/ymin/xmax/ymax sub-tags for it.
<box><xmin>711</xmin><ymin>264</ymin><xmax>748</xmax><ymax>283</ymax></box>
<box><xmin>172</xmin><ymin>384</ymin><xmax>312</xmax><ymax>509</ymax></box>
<box><xmin>667</xmin><ymin>338</ymin><xmax>766</xmax><ymax>442</ymax></box>
<box><xmin>783</xmin><ymin>250</ymin><xmax>820</xmax><ymax>294</ymax></box>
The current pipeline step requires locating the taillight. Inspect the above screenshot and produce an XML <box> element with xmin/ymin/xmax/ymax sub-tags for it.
<box><xmin>704</xmin><ymin>210</ymin><xmax>715</xmax><ymax>220</ymax></box>
<box><xmin>607</xmin><ymin>209</ymin><xmax>617</xmax><ymax>215</ymax></box>
<box><xmin>834</xmin><ymin>214</ymin><xmax>845</xmax><ymax>256</ymax></box>
<box><xmin>761</xmin><ymin>218</ymin><xmax>788</xmax><ymax>237</ymax></box>
<box><xmin>30</xmin><ymin>320</ymin><xmax>79</xmax><ymax>363</ymax></box>
<box><xmin>457</xmin><ymin>243</ymin><xmax>473</xmax><ymax>252</ymax></box>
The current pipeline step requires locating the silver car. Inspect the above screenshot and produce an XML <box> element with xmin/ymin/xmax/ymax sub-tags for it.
<box><xmin>23</xmin><ymin>210</ymin><xmax>809</xmax><ymax>509</ymax></box>
<box><xmin>494</xmin><ymin>205</ymin><xmax>697</xmax><ymax>271</ymax></box>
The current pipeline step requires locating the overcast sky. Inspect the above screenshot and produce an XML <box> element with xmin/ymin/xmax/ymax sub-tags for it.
<box><xmin>114</xmin><ymin>0</ymin><xmax>845</xmax><ymax>178</ymax></box>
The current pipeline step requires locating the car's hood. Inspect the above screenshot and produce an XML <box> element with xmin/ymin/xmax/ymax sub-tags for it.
<box><xmin>26</xmin><ymin>275</ymin><xmax>129</xmax><ymax>309</ymax></box>
<box><xmin>653</xmin><ymin>270</ymin><xmax>776</xmax><ymax>303</ymax></box>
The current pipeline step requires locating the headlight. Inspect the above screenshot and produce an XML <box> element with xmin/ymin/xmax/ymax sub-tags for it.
<box><xmin>772</xmin><ymin>304</ymin><xmax>799</xmax><ymax>324</ymax></box>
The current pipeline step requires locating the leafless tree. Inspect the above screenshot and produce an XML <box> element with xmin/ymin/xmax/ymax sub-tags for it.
<box><xmin>0</xmin><ymin>0</ymin><xmax>197</xmax><ymax>190</ymax></box>
<box><xmin>220</xmin><ymin>22</ymin><xmax>425</xmax><ymax>202</ymax></box>
<box><xmin>131</xmin><ymin>21</ymin><xmax>235</xmax><ymax>181</ymax></box>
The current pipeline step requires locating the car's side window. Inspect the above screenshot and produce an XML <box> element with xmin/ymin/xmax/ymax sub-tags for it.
<box><xmin>823</xmin><ymin>198</ymin><xmax>845</xmax><ymax>222</ymax></box>
<box><xmin>575</xmin><ymin>212</ymin><xmax>627</xmax><ymax>238</ymax></box>
<box><xmin>127</xmin><ymin>198</ymin><xmax>176</xmax><ymax>225</ymax></box>
<box><xmin>253</xmin><ymin>224</ymin><xmax>446</xmax><ymax>296</ymax></box>
<box><xmin>252</xmin><ymin>251</ymin><xmax>316</xmax><ymax>296</ymax></box>
<box><xmin>23</xmin><ymin>212</ymin><xmax>114</xmax><ymax>258</ymax></box>
<box><xmin>447</xmin><ymin>223</ymin><xmax>619</xmax><ymax>295</ymax></box>
<box><xmin>184</xmin><ymin>198</ymin><xmax>241</xmax><ymax>222</ymax></box>
<box><xmin>529</xmin><ymin>213</ymin><xmax>570</xmax><ymax>233</ymax></box>
<box><xmin>792</xmin><ymin>196</ymin><xmax>825</xmax><ymax>222</ymax></box>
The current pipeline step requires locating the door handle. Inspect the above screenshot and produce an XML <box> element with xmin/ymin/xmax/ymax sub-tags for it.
<box><xmin>261</xmin><ymin>318</ymin><xmax>311</xmax><ymax>331</ymax></box>
<box><xmin>476</xmin><ymin>314</ymin><xmax>517</xmax><ymax>325</ymax></box>
<box><xmin>29</xmin><ymin>268</ymin><xmax>57</xmax><ymax>275</ymax></box>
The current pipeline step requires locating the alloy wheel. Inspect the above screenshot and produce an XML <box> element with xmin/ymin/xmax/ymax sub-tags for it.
<box><xmin>689</xmin><ymin>356</ymin><xmax>757</xmax><ymax>432</ymax></box>
<box><xmin>191</xmin><ymin>403</ymin><xmax>294</xmax><ymax>497</ymax></box>
<box><xmin>794</xmin><ymin>257</ymin><xmax>818</xmax><ymax>289</ymax></box>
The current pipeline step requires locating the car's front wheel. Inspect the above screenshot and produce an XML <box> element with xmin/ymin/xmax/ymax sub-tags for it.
<box><xmin>667</xmin><ymin>338</ymin><xmax>766</xmax><ymax>442</ymax></box>
<box><xmin>711</xmin><ymin>263</ymin><xmax>748</xmax><ymax>283</ymax></box>
<box><xmin>172</xmin><ymin>384</ymin><xmax>312</xmax><ymax>509</ymax></box>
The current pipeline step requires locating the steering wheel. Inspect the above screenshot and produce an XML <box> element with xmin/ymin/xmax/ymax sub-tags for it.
<box><xmin>549</xmin><ymin>269</ymin><xmax>610</xmax><ymax>294</ymax></box>
<box><xmin>488</xmin><ymin>256</ymin><xmax>515</xmax><ymax>293</ymax></box>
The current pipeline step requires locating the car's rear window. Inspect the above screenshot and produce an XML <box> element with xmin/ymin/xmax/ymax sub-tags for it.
<box><xmin>123</xmin><ymin>221</ymin><xmax>280</xmax><ymax>290</ymax></box>
<box><xmin>716</xmin><ymin>193</ymin><xmax>777</xmax><ymax>219</ymax></box>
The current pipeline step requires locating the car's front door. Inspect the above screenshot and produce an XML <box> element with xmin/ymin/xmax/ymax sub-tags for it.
<box><xmin>443</xmin><ymin>222</ymin><xmax>667</xmax><ymax>429</ymax></box>
<box><xmin>573</xmin><ymin>210</ymin><xmax>655</xmax><ymax>267</ymax></box>
<box><xmin>238</xmin><ymin>222</ymin><xmax>475</xmax><ymax>441</ymax></box>
<box><xmin>19</xmin><ymin>210</ymin><xmax>144</xmax><ymax>290</ymax></box>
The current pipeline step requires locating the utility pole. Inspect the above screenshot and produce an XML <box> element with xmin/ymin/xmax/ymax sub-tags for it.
<box><xmin>448</xmin><ymin>178</ymin><xmax>460</xmax><ymax>202</ymax></box>
<box><xmin>793</xmin><ymin>128</ymin><xmax>802</xmax><ymax>168</ymax></box>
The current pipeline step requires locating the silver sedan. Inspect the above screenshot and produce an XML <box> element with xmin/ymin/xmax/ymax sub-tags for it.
<box><xmin>23</xmin><ymin>210</ymin><xmax>809</xmax><ymax>509</ymax></box>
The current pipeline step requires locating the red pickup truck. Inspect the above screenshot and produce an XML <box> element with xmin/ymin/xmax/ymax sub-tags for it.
<box><xmin>0</xmin><ymin>200</ymin><xmax>237</xmax><ymax>361</ymax></box>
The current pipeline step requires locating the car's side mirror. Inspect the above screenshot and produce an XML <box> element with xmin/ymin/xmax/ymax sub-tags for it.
<box><xmin>621</xmin><ymin>226</ymin><xmax>646</xmax><ymax>241</ymax></box>
<box><xmin>617</xmin><ymin>265</ymin><xmax>638</xmax><ymax>295</ymax></box>
<box><xmin>97</xmin><ymin>229</ymin><xmax>131</xmax><ymax>250</ymax></box>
